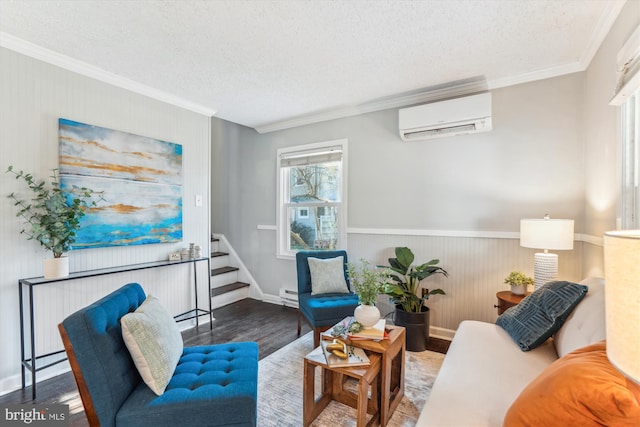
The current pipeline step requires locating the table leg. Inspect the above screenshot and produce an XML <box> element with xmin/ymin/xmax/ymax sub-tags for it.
<box><xmin>379</xmin><ymin>337</ymin><xmax>405</xmax><ymax>427</ymax></box>
<box><xmin>380</xmin><ymin>355</ymin><xmax>391</xmax><ymax>427</ymax></box>
<box><xmin>356</xmin><ymin>374</ymin><xmax>369</xmax><ymax>427</ymax></box>
<box><xmin>303</xmin><ymin>360</ymin><xmax>332</xmax><ymax>427</ymax></box>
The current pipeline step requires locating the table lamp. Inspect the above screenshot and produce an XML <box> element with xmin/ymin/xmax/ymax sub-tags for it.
<box><xmin>604</xmin><ymin>230</ymin><xmax>640</xmax><ymax>384</ymax></box>
<box><xmin>520</xmin><ymin>215</ymin><xmax>574</xmax><ymax>290</ymax></box>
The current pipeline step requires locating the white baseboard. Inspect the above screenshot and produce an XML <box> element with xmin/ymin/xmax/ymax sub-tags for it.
<box><xmin>261</xmin><ymin>293</ymin><xmax>454</xmax><ymax>340</ymax></box>
<box><xmin>430</xmin><ymin>326</ymin><xmax>455</xmax><ymax>341</ymax></box>
<box><xmin>262</xmin><ymin>293</ymin><xmax>289</xmax><ymax>306</ymax></box>
<box><xmin>0</xmin><ymin>362</ymin><xmax>72</xmax><ymax>397</ymax></box>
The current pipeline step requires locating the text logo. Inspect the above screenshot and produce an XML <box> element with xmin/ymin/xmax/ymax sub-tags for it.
<box><xmin>1</xmin><ymin>404</ymin><xmax>69</xmax><ymax>426</ymax></box>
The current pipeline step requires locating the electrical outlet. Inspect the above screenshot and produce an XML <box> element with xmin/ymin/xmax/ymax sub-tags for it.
<box><xmin>422</xmin><ymin>288</ymin><xmax>429</xmax><ymax>298</ymax></box>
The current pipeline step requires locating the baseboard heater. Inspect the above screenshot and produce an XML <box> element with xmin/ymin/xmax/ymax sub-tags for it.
<box><xmin>279</xmin><ymin>288</ymin><xmax>299</xmax><ymax>308</ymax></box>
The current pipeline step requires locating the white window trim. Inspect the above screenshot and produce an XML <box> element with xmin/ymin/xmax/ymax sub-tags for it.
<box><xmin>621</xmin><ymin>89</ymin><xmax>639</xmax><ymax>229</ymax></box>
<box><xmin>276</xmin><ymin>139</ymin><xmax>348</xmax><ymax>259</ymax></box>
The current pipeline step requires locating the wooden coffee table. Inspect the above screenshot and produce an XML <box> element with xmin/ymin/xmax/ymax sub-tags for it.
<box><xmin>303</xmin><ymin>323</ymin><xmax>406</xmax><ymax>427</ymax></box>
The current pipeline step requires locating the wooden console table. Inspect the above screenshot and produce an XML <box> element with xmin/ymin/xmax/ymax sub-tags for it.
<box><xmin>18</xmin><ymin>257</ymin><xmax>212</xmax><ymax>400</ymax></box>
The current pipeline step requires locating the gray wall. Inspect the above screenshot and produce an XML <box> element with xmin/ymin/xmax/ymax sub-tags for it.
<box><xmin>211</xmin><ymin>73</ymin><xmax>587</xmax><ymax>335</ymax></box>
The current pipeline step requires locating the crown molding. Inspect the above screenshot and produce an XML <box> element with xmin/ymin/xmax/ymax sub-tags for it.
<box><xmin>2</xmin><ymin>0</ymin><xmax>625</xmax><ymax>131</ymax></box>
<box><xmin>255</xmin><ymin>1</ymin><xmax>627</xmax><ymax>134</ymax></box>
<box><xmin>254</xmin><ymin>80</ymin><xmax>488</xmax><ymax>134</ymax></box>
<box><xmin>487</xmin><ymin>62</ymin><xmax>585</xmax><ymax>90</ymax></box>
<box><xmin>0</xmin><ymin>32</ymin><xmax>217</xmax><ymax>117</ymax></box>
<box><xmin>579</xmin><ymin>0</ymin><xmax>627</xmax><ymax>68</ymax></box>
<box><xmin>255</xmin><ymin>59</ymin><xmax>586</xmax><ymax>134</ymax></box>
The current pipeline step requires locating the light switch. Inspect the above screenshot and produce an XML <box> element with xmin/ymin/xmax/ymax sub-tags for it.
<box><xmin>195</xmin><ymin>194</ymin><xmax>203</xmax><ymax>207</ymax></box>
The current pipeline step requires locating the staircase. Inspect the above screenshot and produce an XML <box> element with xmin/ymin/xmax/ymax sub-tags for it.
<box><xmin>210</xmin><ymin>237</ymin><xmax>249</xmax><ymax>308</ymax></box>
<box><xmin>210</xmin><ymin>235</ymin><xmax>262</xmax><ymax>308</ymax></box>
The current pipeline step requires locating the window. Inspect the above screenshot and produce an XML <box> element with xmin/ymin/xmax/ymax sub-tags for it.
<box><xmin>621</xmin><ymin>88</ymin><xmax>640</xmax><ymax>229</ymax></box>
<box><xmin>277</xmin><ymin>139</ymin><xmax>347</xmax><ymax>258</ymax></box>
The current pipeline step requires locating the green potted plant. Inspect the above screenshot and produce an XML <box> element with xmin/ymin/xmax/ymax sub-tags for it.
<box><xmin>347</xmin><ymin>259</ymin><xmax>391</xmax><ymax>327</ymax></box>
<box><xmin>381</xmin><ymin>246</ymin><xmax>448</xmax><ymax>351</ymax></box>
<box><xmin>6</xmin><ymin>166</ymin><xmax>101</xmax><ymax>278</ymax></box>
<box><xmin>504</xmin><ymin>271</ymin><xmax>533</xmax><ymax>295</ymax></box>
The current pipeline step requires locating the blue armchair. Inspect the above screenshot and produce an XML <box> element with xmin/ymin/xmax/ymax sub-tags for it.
<box><xmin>58</xmin><ymin>283</ymin><xmax>258</xmax><ymax>427</ymax></box>
<box><xmin>296</xmin><ymin>250</ymin><xmax>360</xmax><ymax>347</ymax></box>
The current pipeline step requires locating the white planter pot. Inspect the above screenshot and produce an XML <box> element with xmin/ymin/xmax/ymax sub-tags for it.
<box><xmin>510</xmin><ymin>284</ymin><xmax>526</xmax><ymax>295</ymax></box>
<box><xmin>43</xmin><ymin>256</ymin><xmax>69</xmax><ymax>279</ymax></box>
<box><xmin>353</xmin><ymin>304</ymin><xmax>380</xmax><ymax>328</ymax></box>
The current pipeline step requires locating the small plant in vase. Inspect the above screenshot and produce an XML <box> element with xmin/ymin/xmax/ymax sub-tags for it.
<box><xmin>347</xmin><ymin>259</ymin><xmax>390</xmax><ymax>328</ymax></box>
<box><xmin>504</xmin><ymin>271</ymin><xmax>533</xmax><ymax>295</ymax></box>
<box><xmin>6</xmin><ymin>166</ymin><xmax>102</xmax><ymax>278</ymax></box>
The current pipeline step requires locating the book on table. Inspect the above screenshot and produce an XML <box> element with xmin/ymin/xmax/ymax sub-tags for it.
<box><xmin>320</xmin><ymin>338</ymin><xmax>370</xmax><ymax>368</ymax></box>
<box><xmin>321</xmin><ymin>316</ymin><xmax>389</xmax><ymax>342</ymax></box>
<box><xmin>348</xmin><ymin>318</ymin><xmax>389</xmax><ymax>341</ymax></box>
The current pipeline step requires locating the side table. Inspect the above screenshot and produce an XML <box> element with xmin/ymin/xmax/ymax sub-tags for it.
<box><xmin>302</xmin><ymin>323</ymin><xmax>406</xmax><ymax>427</ymax></box>
<box><xmin>304</xmin><ymin>347</ymin><xmax>381</xmax><ymax>427</ymax></box>
<box><xmin>495</xmin><ymin>290</ymin><xmax>530</xmax><ymax>315</ymax></box>
<box><xmin>351</xmin><ymin>324</ymin><xmax>406</xmax><ymax>427</ymax></box>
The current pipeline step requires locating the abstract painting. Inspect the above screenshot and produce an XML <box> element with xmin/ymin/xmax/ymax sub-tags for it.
<box><xmin>58</xmin><ymin>118</ymin><xmax>182</xmax><ymax>249</ymax></box>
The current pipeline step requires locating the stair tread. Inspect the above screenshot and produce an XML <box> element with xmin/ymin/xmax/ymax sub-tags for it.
<box><xmin>211</xmin><ymin>237</ymin><xmax>219</xmax><ymax>242</ymax></box>
<box><xmin>211</xmin><ymin>281</ymin><xmax>250</xmax><ymax>297</ymax></box>
<box><xmin>211</xmin><ymin>266</ymin><xmax>239</xmax><ymax>276</ymax></box>
<box><xmin>210</xmin><ymin>251</ymin><xmax>228</xmax><ymax>258</ymax></box>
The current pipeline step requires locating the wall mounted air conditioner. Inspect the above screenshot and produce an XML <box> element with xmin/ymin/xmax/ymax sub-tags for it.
<box><xmin>398</xmin><ymin>92</ymin><xmax>492</xmax><ymax>141</ymax></box>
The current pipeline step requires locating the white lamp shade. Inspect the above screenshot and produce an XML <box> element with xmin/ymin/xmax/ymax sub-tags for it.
<box><xmin>604</xmin><ymin>230</ymin><xmax>640</xmax><ymax>383</ymax></box>
<box><xmin>520</xmin><ymin>218</ymin><xmax>574</xmax><ymax>250</ymax></box>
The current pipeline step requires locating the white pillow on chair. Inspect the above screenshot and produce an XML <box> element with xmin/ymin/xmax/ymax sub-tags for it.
<box><xmin>121</xmin><ymin>295</ymin><xmax>183</xmax><ymax>395</ymax></box>
<box><xmin>308</xmin><ymin>256</ymin><xmax>350</xmax><ymax>295</ymax></box>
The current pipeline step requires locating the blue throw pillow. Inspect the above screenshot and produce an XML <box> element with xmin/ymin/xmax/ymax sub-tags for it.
<box><xmin>496</xmin><ymin>281</ymin><xmax>588</xmax><ymax>351</ymax></box>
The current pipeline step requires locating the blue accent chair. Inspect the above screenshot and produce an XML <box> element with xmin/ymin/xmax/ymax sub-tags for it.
<box><xmin>296</xmin><ymin>250</ymin><xmax>360</xmax><ymax>347</ymax></box>
<box><xmin>58</xmin><ymin>283</ymin><xmax>258</xmax><ymax>427</ymax></box>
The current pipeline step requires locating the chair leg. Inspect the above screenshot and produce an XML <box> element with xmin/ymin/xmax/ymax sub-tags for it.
<box><xmin>297</xmin><ymin>311</ymin><xmax>302</xmax><ymax>336</ymax></box>
<box><xmin>313</xmin><ymin>329</ymin><xmax>321</xmax><ymax>348</ymax></box>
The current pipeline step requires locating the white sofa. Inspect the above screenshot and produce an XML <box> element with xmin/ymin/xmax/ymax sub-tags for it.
<box><xmin>417</xmin><ymin>277</ymin><xmax>606</xmax><ymax>427</ymax></box>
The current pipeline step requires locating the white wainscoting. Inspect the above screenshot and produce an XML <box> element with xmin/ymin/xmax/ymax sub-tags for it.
<box><xmin>258</xmin><ymin>226</ymin><xmax>593</xmax><ymax>337</ymax></box>
<box><xmin>347</xmin><ymin>232</ymin><xmax>583</xmax><ymax>333</ymax></box>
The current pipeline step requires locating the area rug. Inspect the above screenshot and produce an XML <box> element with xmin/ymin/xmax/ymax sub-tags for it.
<box><xmin>257</xmin><ymin>332</ymin><xmax>445</xmax><ymax>426</ymax></box>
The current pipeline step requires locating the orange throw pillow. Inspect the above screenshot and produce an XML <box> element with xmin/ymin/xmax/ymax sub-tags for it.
<box><xmin>504</xmin><ymin>341</ymin><xmax>640</xmax><ymax>426</ymax></box>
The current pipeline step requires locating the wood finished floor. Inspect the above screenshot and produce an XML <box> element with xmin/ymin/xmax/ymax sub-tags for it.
<box><xmin>0</xmin><ymin>298</ymin><xmax>450</xmax><ymax>426</ymax></box>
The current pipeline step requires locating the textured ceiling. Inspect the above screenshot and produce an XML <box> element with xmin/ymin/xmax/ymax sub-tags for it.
<box><xmin>0</xmin><ymin>0</ymin><xmax>626</xmax><ymax>132</ymax></box>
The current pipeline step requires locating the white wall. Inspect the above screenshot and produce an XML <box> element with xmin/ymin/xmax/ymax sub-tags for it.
<box><xmin>212</xmin><ymin>72</ymin><xmax>587</xmax><ymax>335</ymax></box>
<box><xmin>0</xmin><ymin>48</ymin><xmax>211</xmax><ymax>395</ymax></box>
<box><xmin>582</xmin><ymin>0</ymin><xmax>640</xmax><ymax>278</ymax></box>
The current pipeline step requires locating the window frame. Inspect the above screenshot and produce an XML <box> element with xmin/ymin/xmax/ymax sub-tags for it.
<box><xmin>276</xmin><ymin>139</ymin><xmax>348</xmax><ymax>259</ymax></box>
<box><xmin>621</xmin><ymin>89</ymin><xmax>639</xmax><ymax>229</ymax></box>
